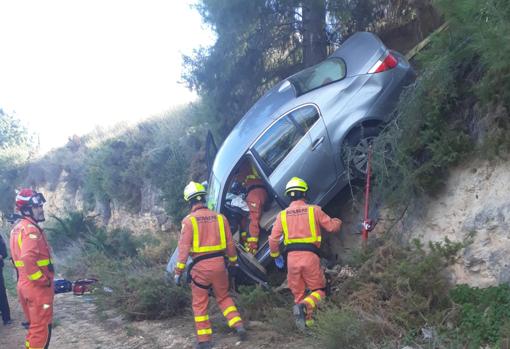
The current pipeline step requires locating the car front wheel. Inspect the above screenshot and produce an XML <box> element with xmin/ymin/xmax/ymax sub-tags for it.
<box><xmin>342</xmin><ymin>126</ymin><xmax>381</xmax><ymax>180</ymax></box>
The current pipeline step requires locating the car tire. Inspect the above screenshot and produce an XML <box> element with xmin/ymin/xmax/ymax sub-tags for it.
<box><xmin>342</xmin><ymin>125</ymin><xmax>381</xmax><ymax>179</ymax></box>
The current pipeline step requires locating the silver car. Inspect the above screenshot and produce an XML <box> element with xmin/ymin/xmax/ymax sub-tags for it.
<box><xmin>200</xmin><ymin>32</ymin><xmax>416</xmax><ymax>285</ymax></box>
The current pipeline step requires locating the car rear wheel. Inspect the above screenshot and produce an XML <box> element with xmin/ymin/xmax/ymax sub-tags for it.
<box><xmin>342</xmin><ymin>125</ymin><xmax>381</xmax><ymax>179</ymax></box>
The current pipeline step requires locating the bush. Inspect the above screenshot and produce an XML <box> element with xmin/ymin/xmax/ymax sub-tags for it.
<box><xmin>314</xmin><ymin>307</ymin><xmax>367</xmax><ymax>349</ymax></box>
<box><xmin>97</xmin><ymin>268</ymin><xmax>190</xmax><ymax>321</ymax></box>
<box><xmin>237</xmin><ymin>285</ymin><xmax>292</xmax><ymax>321</ymax></box>
<box><xmin>450</xmin><ymin>284</ymin><xmax>510</xmax><ymax>347</ymax></box>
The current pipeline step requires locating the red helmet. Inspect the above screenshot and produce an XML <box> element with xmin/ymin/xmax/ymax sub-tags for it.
<box><xmin>15</xmin><ymin>188</ymin><xmax>46</xmax><ymax>211</ymax></box>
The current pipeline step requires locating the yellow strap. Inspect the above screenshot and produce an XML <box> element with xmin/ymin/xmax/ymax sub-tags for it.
<box><xmin>176</xmin><ymin>262</ymin><xmax>186</xmax><ymax>270</ymax></box>
<box><xmin>28</xmin><ymin>270</ymin><xmax>43</xmax><ymax>281</ymax></box>
<box><xmin>190</xmin><ymin>215</ymin><xmax>227</xmax><ymax>253</ymax></box>
<box><xmin>228</xmin><ymin>316</ymin><xmax>242</xmax><ymax>327</ymax></box>
<box><xmin>304</xmin><ymin>297</ymin><xmax>316</xmax><ymax>309</ymax></box>
<box><xmin>197</xmin><ymin>328</ymin><xmax>212</xmax><ymax>335</ymax></box>
<box><xmin>223</xmin><ymin>305</ymin><xmax>237</xmax><ymax>317</ymax></box>
<box><xmin>194</xmin><ymin>315</ymin><xmax>209</xmax><ymax>322</ymax></box>
<box><xmin>246</xmin><ymin>237</ymin><xmax>258</xmax><ymax>242</ymax></box>
<box><xmin>228</xmin><ymin>255</ymin><xmax>238</xmax><ymax>262</ymax></box>
<box><xmin>270</xmin><ymin>251</ymin><xmax>280</xmax><ymax>258</ymax></box>
<box><xmin>282</xmin><ymin>206</ymin><xmax>321</xmax><ymax>245</ymax></box>
<box><xmin>310</xmin><ymin>291</ymin><xmax>322</xmax><ymax>302</ymax></box>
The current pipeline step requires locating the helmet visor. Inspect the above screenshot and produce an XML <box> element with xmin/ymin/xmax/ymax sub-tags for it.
<box><xmin>30</xmin><ymin>193</ymin><xmax>46</xmax><ymax>207</ymax></box>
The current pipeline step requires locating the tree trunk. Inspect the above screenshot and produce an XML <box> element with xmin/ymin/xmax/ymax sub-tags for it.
<box><xmin>301</xmin><ymin>0</ymin><xmax>328</xmax><ymax>67</ymax></box>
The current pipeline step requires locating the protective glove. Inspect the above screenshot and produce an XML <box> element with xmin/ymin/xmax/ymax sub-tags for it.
<box><xmin>275</xmin><ymin>255</ymin><xmax>285</xmax><ymax>269</ymax></box>
<box><xmin>174</xmin><ymin>274</ymin><xmax>182</xmax><ymax>286</ymax></box>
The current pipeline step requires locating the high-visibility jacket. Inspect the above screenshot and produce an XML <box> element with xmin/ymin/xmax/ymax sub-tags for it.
<box><xmin>10</xmin><ymin>217</ymin><xmax>54</xmax><ymax>287</ymax></box>
<box><xmin>269</xmin><ymin>199</ymin><xmax>342</xmax><ymax>257</ymax></box>
<box><xmin>175</xmin><ymin>203</ymin><xmax>237</xmax><ymax>274</ymax></box>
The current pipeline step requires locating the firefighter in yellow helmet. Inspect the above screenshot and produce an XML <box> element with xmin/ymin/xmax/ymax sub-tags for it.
<box><xmin>174</xmin><ymin>181</ymin><xmax>247</xmax><ymax>349</ymax></box>
<box><xmin>268</xmin><ymin>177</ymin><xmax>342</xmax><ymax>330</ymax></box>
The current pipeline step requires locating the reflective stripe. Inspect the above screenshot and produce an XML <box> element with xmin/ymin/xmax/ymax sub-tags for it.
<box><xmin>282</xmin><ymin>206</ymin><xmax>321</xmax><ymax>245</ymax></box>
<box><xmin>194</xmin><ymin>315</ymin><xmax>209</xmax><ymax>322</ymax></box>
<box><xmin>28</xmin><ymin>270</ymin><xmax>43</xmax><ymax>281</ymax></box>
<box><xmin>190</xmin><ymin>215</ymin><xmax>227</xmax><ymax>253</ymax></box>
<box><xmin>14</xmin><ymin>259</ymin><xmax>52</xmax><ymax>268</ymax></box>
<box><xmin>223</xmin><ymin>306</ymin><xmax>237</xmax><ymax>317</ymax></box>
<box><xmin>228</xmin><ymin>316</ymin><xmax>242</xmax><ymax>327</ymax></box>
<box><xmin>25</xmin><ymin>340</ymin><xmax>29</xmax><ymax>348</ymax></box>
<box><xmin>228</xmin><ymin>255</ymin><xmax>238</xmax><ymax>262</ymax></box>
<box><xmin>270</xmin><ymin>251</ymin><xmax>280</xmax><ymax>258</ymax></box>
<box><xmin>246</xmin><ymin>237</ymin><xmax>258</xmax><ymax>242</ymax></box>
<box><xmin>306</xmin><ymin>319</ymin><xmax>315</xmax><ymax>326</ymax></box>
<box><xmin>310</xmin><ymin>291</ymin><xmax>322</xmax><ymax>302</ymax></box>
<box><xmin>304</xmin><ymin>297</ymin><xmax>316</xmax><ymax>309</ymax></box>
<box><xmin>18</xmin><ymin>232</ymin><xmax>22</xmax><ymax>249</ymax></box>
<box><xmin>176</xmin><ymin>262</ymin><xmax>186</xmax><ymax>270</ymax></box>
<box><xmin>197</xmin><ymin>328</ymin><xmax>212</xmax><ymax>335</ymax></box>
<box><xmin>37</xmin><ymin>259</ymin><xmax>51</xmax><ymax>266</ymax></box>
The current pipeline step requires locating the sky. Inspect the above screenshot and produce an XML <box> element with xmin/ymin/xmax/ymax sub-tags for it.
<box><xmin>0</xmin><ymin>0</ymin><xmax>214</xmax><ymax>153</ymax></box>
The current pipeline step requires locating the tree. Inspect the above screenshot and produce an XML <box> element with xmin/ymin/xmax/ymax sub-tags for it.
<box><xmin>183</xmin><ymin>0</ymin><xmax>425</xmax><ymax>137</ymax></box>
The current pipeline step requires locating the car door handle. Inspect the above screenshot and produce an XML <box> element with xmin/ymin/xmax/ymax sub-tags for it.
<box><xmin>311</xmin><ymin>137</ymin><xmax>324</xmax><ymax>151</ymax></box>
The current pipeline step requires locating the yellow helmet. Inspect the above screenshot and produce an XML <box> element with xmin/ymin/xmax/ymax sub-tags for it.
<box><xmin>285</xmin><ymin>177</ymin><xmax>309</xmax><ymax>196</ymax></box>
<box><xmin>183</xmin><ymin>181</ymin><xmax>207</xmax><ymax>202</ymax></box>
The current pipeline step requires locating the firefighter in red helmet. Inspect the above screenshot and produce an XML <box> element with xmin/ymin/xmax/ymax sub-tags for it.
<box><xmin>9</xmin><ymin>188</ymin><xmax>54</xmax><ymax>349</ymax></box>
<box><xmin>174</xmin><ymin>181</ymin><xmax>247</xmax><ymax>349</ymax></box>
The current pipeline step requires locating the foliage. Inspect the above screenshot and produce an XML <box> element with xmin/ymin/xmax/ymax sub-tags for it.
<box><xmin>184</xmin><ymin>0</ymin><xmax>425</xmax><ymax>134</ymax></box>
<box><xmin>237</xmin><ymin>285</ymin><xmax>292</xmax><ymax>321</ymax></box>
<box><xmin>322</xmin><ymin>238</ymin><xmax>463</xmax><ymax>346</ymax></box>
<box><xmin>51</xmin><ymin>210</ymin><xmax>187</xmax><ymax>321</ymax></box>
<box><xmin>314</xmin><ymin>307</ymin><xmax>367</xmax><ymax>349</ymax></box>
<box><xmin>450</xmin><ymin>284</ymin><xmax>510</xmax><ymax>348</ymax></box>
<box><xmin>372</xmin><ymin>0</ymin><xmax>510</xmax><ymax>209</ymax></box>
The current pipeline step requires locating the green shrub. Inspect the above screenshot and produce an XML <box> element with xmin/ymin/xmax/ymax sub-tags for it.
<box><xmin>313</xmin><ymin>307</ymin><xmax>367</xmax><ymax>349</ymax></box>
<box><xmin>450</xmin><ymin>284</ymin><xmax>510</xmax><ymax>347</ymax></box>
<box><xmin>237</xmin><ymin>285</ymin><xmax>292</xmax><ymax>321</ymax></box>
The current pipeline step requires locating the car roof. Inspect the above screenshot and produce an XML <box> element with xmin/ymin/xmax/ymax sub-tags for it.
<box><xmin>212</xmin><ymin>32</ymin><xmax>385</xmax><ymax>182</ymax></box>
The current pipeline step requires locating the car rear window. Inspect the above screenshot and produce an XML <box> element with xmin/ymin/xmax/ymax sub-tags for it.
<box><xmin>289</xmin><ymin>58</ymin><xmax>346</xmax><ymax>96</ymax></box>
<box><xmin>253</xmin><ymin>116</ymin><xmax>302</xmax><ymax>175</ymax></box>
<box><xmin>291</xmin><ymin>105</ymin><xmax>319</xmax><ymax>132</ymax></box>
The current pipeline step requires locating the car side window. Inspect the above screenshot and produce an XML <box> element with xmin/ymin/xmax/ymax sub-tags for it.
<box><xmin>291</xmin><ymin>105</ymin><xmax>319</xmax><ymax>132</ymax></box>
<box><xmin>253</xmin><ymin>116</ymin><xmax>303</xmax><ymax>175</ymax></box>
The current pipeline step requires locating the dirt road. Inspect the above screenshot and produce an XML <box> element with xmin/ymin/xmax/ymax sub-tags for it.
<box><xmin>0</xmin><ymin>290</ymin><xmax>311</xmax><ymax>349</ymax></box>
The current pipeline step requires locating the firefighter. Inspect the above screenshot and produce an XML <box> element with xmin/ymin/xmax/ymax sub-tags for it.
<box><xmin>174</xmin><ymin>181</ymin><xmax>247</xmax><ymax>349</ymax></box>
<box><xmin>268</xmin><ymin>177</ymin><xmax>342</xmax><ymax>330</ymax></box>
<box><xmin>235</xmin><ymin>160</ymin><xmax>268</xmax><ymax>254</ymax></box>
<box><xmin>9</xmin><ymin>188</ymin><xmax>54</xmax><ymax>349</ymax></box>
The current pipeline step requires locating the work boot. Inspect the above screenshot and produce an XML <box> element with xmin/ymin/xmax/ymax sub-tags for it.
<box><xmin>293</xmin><ymin>303</ymin><xmax>306</xmax><ymax>331</ymax></box>
<box><xmin>21</xmin><ymin>321</ymin><xmax>30</xmax><ymax>329</ymax></box>
<box><xmin>3</xmin><ymin>319</ymin><xmax>12</xmax><ymax>326</ymax></box>
<box><xmin>236</xmin><ymin>326</ymin><xmax>247</xmax><ymax>341</ymax></box>
<box><xmin>195</xmin><ymin>341</ymin><xmax>212</xmax><ymax>349</ymax></box>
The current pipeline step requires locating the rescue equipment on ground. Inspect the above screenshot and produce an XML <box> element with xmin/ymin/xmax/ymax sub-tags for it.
<box><xmin>361</xmin><ymin>146</ymin><xmax>376</xmax><ymax>242</ymax></box>
<box><xmin>73</xmin><ymin>278</ymin><xmax>98</xmax><ymax>295</ymax></box>
<box><xmin>54</xmin><ymin>279</ymin><xmax>72</xmax><ymax>294</ymax></box>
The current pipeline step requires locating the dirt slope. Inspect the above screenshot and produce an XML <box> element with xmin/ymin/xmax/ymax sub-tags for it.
<box><xmin>0</xmin><ymin>290</ymin><xmax>311</xmax><ymax>349</ymax></box>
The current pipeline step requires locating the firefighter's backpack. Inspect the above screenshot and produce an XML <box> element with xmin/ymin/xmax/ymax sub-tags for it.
<box><xmin>54</xmin><ymin>279</ymin><xmax>73</xmax><ymax>294</ymax></box>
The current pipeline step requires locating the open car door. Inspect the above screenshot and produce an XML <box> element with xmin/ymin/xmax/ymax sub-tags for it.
<box><xmin>205</xmin><ymin>130</ymin><xmax>218</xmax><ymax>178</ymax></box>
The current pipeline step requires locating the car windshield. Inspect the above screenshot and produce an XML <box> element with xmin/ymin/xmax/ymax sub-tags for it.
<box><xmin>207</xmin><ymin>171</ymin><xmax>221</xmax><ymax>211</ymax></box>
<box><xmin>289</xmin><ymin>57</ymin><xmax>346</xmax><ymax>96</ymax></box>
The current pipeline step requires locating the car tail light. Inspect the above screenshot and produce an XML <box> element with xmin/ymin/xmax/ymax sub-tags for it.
<box><xmin>368</xmin><ymin>52</ymin><xmax>398</xmax><ymax>74</ymax></box>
